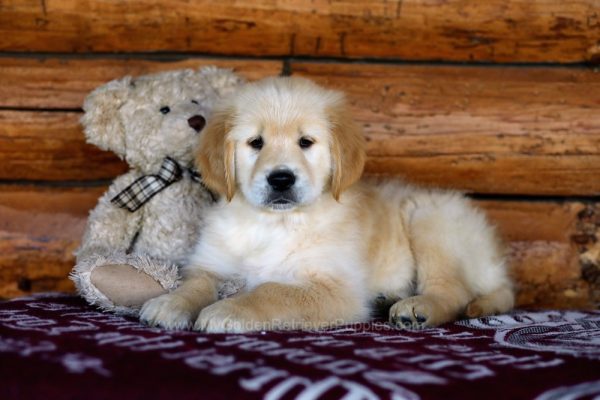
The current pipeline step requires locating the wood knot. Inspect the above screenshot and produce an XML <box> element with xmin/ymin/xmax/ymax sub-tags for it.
<box><xmin>586</xmin><ymin>43</ymin><xmax>600</xmax><ymax>64</ymax></box>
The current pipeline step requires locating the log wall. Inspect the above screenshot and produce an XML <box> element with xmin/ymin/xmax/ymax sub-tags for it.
<box><xmin>0</xmin><ymin>0</ymin><xmax>599</xmax><ymax>308</ymax></box>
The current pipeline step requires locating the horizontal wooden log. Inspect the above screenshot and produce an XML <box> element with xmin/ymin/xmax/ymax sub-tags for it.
<box><xmin>0</xmin><ymin>185</ymin><xmax>597</xmax><ymax>308</ymax></box>
<box><xmin>482</xmin><ymin>200</ymin><xmax>595</xmax><ymax>308</ymax></box>
<box><xmin>0</xmin><ymin>110</ymin><xmax>127</xmax><ymax>181</ymax></box>
<box><xmin>0</xmin><ymin>186</ymin><xmax>104</xmax><ymax>298</ymax></box>
<box><xmin>0</xmin><ymin>232</ymin><xmax>77</xmax><ymax>298</ymax></box>
<box><xmin>2</xmin><ymin>61</ymin><xmax>599</xmax><ymax>192</ymax></box>
<box><xmin>0</xmin><ymin>58</ymin><xmax>283</xmax><ymax>109</ymax></box>
<box><xmin>291</xmin><ymin>62</ymin><xmax>600</xmax><ymax>196</ymax></box>
<box><xmin>1</xmin><ymin>1</ymin><xmax>599</xmax><ymax>63</ymax></box>
<box><xmin>3</xmin><ymin>107</ymin><xmax>599</xmax><ymax>193</ymax></box>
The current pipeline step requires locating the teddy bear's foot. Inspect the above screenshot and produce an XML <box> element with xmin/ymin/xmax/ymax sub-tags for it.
<box><xmin>71</xmin><ymin>253</ymin><xmax>180</xmax><ymax>315</ymax></box>
<box><xmin>91</xmin><ymin>264</ymin><xmax>168</xmax><ymax>308</ymax></box>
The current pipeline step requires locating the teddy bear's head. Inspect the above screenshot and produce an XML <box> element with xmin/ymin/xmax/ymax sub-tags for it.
<box><xmin>81</xmin><ymin>67</ymin><xmax>243</xmax><ymax>173</ymax></box>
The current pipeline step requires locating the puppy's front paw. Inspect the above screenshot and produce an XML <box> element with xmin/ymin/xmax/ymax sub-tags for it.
<box><xmin>194</xmin><ymin>299</ymin><xmax>258</xmax><ymax>333</ymax></box>
<box><xmin>389</xmin><ymin>295</ymin><xmax>447</xmax><ymax>329</ymax></box>
<box><xmin>140</xmin><ymin>294</ymin><xmax>194</xmax><ymax>330</ymax></box>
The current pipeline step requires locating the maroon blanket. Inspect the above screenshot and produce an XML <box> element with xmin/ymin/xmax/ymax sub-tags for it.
<box><xmin>1</xmin><ymin>293</ymin><xmax>599</xmax><ymax>399</ymax></box>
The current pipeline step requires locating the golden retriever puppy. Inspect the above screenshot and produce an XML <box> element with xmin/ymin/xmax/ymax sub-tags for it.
<box><xmin>140</xmin><ymin>76</ymin><xmax>514</xmax><ymax>333</ymax></box>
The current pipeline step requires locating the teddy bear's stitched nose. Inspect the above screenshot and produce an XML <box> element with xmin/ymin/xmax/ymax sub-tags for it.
<box><xmin>187</xmin><ymin>115</ymin><xmax>206</xmax><ymax>133</ymax></box>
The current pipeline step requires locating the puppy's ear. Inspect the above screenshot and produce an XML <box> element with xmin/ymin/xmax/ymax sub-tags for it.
<box><xmin>196</xmin><ymin>106</ymin><xmax>236</xmax><ymax>201</ymax></box>
<box><xmin>328</xmin><ymin>100</ymin><xmax>366</xmax><ymax>200</ymax></box>
<box><xmin>80</xmin><ymin>76</ymin><xmax>132</xmax><ymax>157</ymax></box>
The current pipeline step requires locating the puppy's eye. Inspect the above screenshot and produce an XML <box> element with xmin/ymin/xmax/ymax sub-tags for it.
<box><xmin>248</xmin><ymin>137</ymin><xmax>264</xmax><ymax>150</ymax></box>
<box><xmin>299</xmin><ymin>137</ymin><xmax>315</xmax><ymax>149</ymax></box>
<box><xmin>191</xmin><ymin>100</ymin><xmax>199</xmax><ymax>105</ymax></box>
<box><xmin>160</xmin><ymin>106</ymin><xmax>171</xmax><ymax>114</ymax></box>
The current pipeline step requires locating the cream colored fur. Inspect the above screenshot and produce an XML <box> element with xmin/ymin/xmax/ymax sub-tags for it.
<box><xmin>140</xmin><ymin>77</ymin><xmax>514</xmax><ymax>332</ymax></box>
<box><xmin>71</xmin><ymin>67</ymin><xmax>244</xmax><ymax>315</ymax></box>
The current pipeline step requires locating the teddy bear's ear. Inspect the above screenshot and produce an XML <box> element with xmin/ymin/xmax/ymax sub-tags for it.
<box><xmin>197</xmin><ymin>66</ymin><xmax>245</xmax><ymax>97</ymax></box>
<box><xmin>80</xmin><ymin>76</ymin><xmax>133</xmax><ymax>157</ymax></box>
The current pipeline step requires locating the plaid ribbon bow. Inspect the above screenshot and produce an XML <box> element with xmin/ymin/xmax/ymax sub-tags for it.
<box><xmin>111</xmin><ymin>157</ymin><xmax>184</xmax><ymax>212</ymax></box>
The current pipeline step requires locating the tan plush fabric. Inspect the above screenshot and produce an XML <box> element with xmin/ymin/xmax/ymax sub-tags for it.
<box><xmin>91</xmin><ymin>264</ymin><xmax>167</xmax><ymax>307</ymax></box>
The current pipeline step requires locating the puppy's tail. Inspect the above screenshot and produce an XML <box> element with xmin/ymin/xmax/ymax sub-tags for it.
<box><xmin>465</xmin><ymin>285</ymin><xmax>515</xmax><ymax>319</ymax></box>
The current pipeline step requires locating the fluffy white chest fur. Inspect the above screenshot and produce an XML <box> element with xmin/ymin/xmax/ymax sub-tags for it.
<box><xmin>189</xmin><ymin>193</ymin><xmax>370</xmax><ymax>297</ymax></box>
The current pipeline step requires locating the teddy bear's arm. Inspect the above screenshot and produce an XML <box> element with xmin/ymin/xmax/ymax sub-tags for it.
<box><xmin>75</xmin><ymin>173</ymin><xmax>143</xmax><ymax>261</ymax></box>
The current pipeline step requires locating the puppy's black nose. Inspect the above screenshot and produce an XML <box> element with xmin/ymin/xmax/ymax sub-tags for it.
<box><xmin>267</xmin><ymin>170</ymin><xmax>296</xmax><ymax>192</ymax></box>
<box><xmin>188</xmin><ymin>115</ymin><xmax>206</xmax><ymax>132</ymax></box>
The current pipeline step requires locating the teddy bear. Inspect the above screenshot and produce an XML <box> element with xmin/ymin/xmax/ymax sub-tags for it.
<box><xmin>70</xmin><ymin>67</ymin><xmax>244</xmax><ymax>315</ymax></box>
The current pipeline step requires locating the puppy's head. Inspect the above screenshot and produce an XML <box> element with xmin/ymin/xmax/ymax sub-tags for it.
<box><xmin>196</xmin><ymin>76</ymin><xmax>365</xmax><ymax>211</ymax></box>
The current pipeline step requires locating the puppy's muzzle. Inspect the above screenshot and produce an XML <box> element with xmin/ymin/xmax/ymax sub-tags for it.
<box><xmin>267</xmin><ymin>170</ymin><xmax>296</xmax><ymax>192</ymax></box>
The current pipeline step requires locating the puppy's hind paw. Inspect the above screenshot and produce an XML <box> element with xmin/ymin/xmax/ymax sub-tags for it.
<box><xmin>140</xmin><ymin>294</ymin><xmax>194</xmax><ymax>331</ymax></box>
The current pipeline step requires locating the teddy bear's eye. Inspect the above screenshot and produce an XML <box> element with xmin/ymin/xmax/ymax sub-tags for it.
<box><xmin>191</xmin><ymin>100</ymin><xmax>199</xmax><ymax>105</ymax></box>
<box><xmin>160</xmin><ymin>106</ymin><xmax>171</xmax><ymax>114</ymax></box>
